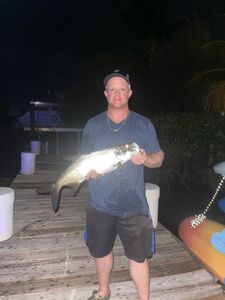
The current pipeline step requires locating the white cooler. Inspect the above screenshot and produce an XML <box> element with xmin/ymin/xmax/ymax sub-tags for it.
<box><xmin>0</xmin><ymin>187</ymin><xmax>15</xmax><ymax>241</ymax></box>
<box><xmin>20</xmin><ymin>151</ymin><xmax>36</xmax><ymax>175</ymax></box>
<box><xmin>145</xmin><ymin>183</ymin><xmax>160</xmax><ymax>228</ymax></box>
<box><xmin>31</xmin><ymin>140</ymin><xmax>41</xmax><ymax>155</ymax></box>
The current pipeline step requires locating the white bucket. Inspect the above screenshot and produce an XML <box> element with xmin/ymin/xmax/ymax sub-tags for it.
<box><xmin>145</xmin><ymin>183</ymin><xmax>160</xmax><ymax>228</ymax></box>
<box><xmin>20</xmin><ymin>152</ymin><xmax>36</xmax><ymax>175</ymax></box>
<box><xmin>31</xmin><ymin>140</ymin><xmax>41</xmax><ymax>155</ymax></box>
<box><xmin>0</xmin><ymin>187</ymin><xmax>15</xmax><ymax>242</ymax></box>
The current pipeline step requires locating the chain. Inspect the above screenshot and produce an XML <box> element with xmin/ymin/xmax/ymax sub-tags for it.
<box><xmin>191</xmin><ymin>176</ymin><xmax>225</xmax><ymax>228</ymax></box>
<box><xmin>107</xmin><ymin>115</ymin><xmax>128</xmax><ymax>132</ymax></box>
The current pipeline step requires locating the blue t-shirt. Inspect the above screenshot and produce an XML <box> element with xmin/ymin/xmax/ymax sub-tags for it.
<box><xmin>80</xmin><ymin>111</ymin><xmax>161</xmax><ymax>217</ymax></box>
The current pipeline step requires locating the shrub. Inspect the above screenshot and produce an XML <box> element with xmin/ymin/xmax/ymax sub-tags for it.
<box><xmin>145</xmin><ymin>112</ymin><xmax>225</xmax><ymax>190</ymax></box>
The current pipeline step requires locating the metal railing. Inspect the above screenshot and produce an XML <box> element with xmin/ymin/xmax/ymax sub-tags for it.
<box><xmin>24</xmin><ymin>127</ymin><xmax>83</xmax><ymax>155</ymax></box>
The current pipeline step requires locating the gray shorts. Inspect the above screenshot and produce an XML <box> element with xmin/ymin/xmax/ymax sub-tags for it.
<box><xmin>85</xmin><ymin>205</ymin><xmax>153</xmax><ymax>263</ymax></box>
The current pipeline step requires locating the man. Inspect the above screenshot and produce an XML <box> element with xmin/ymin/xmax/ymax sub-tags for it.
<box><xmin>80</xmin><ymin>70</ymin><xmax>164</xmax><ymax>300</ymax></box>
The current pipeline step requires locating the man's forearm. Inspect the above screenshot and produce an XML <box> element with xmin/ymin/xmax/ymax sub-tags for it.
<box><xmin>144</xmin><ymin>151</ymin><xmax>164</xmax><ymax>168</ymax></box>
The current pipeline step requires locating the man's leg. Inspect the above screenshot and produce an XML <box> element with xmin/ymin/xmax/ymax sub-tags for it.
<box><xmin>95</xmin><ymin>252</ymin><xmax>113</xmax><ymax>297</ymax></box>
<box><xmin>117</xmin><ymin>214</ymin><xmax>152</xmax><ymax>299</ymax></box>
<box><xmin>129</xmin><ymin>258</ymin><xmax>150</xmax><ymax>300</ymax></box>
<box><xmin>86</xmin><ymin>206</ymin><xmax>116</xmax><ymax>299</ymax></box>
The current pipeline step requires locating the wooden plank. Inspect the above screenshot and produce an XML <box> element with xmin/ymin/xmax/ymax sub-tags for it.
<box><xmin>0</xmin><ymin>270</ymin><xmax>222</xmax><ymax>300</ymax></box>
<box><xmin>0</xmin><ymin>155</ymin><xmax>224</xmax><ymax>299</ymax></box>
<box><xmin>74</xmin><ymin>270</ymin><xmax>222</xmax><ymax>300</ymax></box>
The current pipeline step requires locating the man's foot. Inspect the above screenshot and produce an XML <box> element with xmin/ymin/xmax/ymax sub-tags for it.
<box><xmin>87</xmin><ymin>290</ymin><xmax>111</xmax><ymax>300</ymax></box>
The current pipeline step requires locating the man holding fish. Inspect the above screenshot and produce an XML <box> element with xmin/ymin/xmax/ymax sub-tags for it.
<box><xmin>81</xmin><ymin>70</ymin><xmax>164</xmax><ymax>300</ymax></box>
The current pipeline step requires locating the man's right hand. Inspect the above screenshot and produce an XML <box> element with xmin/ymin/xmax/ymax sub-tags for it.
<box><xmin>85</xmin><ymin>170</ymin><xmax>98</xmax><ymax>180</ymax></box>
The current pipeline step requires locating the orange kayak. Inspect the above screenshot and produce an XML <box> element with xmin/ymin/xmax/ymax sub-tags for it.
<box><xmin>178</xmin><ymin>216</ymin><xmax>225</xmax><ymax>284</ymax></box>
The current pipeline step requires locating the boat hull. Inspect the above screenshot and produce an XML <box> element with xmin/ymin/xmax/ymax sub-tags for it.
<box><xmin>178</xmin><ymin>216</ymin><xmax>225</xmax><ymax>284</ymax></box>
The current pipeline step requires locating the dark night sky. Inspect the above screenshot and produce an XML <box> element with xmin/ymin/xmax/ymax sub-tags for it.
<box><xmin>0</xmin><ymin>0</ymin><xmax>224</xmax><ymax>175</ymax></box>
<box><xmin>1</xmin><ymin>1</ymin><xmax>135</xmax><ymax>56</ymax></box>
<box><xmin>0</xmin><ymin>0</ymin><xmax>136</xmax><ymax>106</ymax></box>
<box><xmin>0</xmin><ymin>0</ymin><xmax>224</xmax><ymax>108</ymax></box>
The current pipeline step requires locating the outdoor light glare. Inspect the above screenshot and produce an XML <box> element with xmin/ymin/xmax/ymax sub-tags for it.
<box><xmin>213</xmin><ymin>161</ymin><xmax>225</xmax><ymax>177</ymax></box>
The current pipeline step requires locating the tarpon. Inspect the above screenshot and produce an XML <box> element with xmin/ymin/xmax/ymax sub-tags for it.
<box><xmin>51</xmin><ymin>142</ymin><xmax>139</xmax><ymax>212</ymax></box>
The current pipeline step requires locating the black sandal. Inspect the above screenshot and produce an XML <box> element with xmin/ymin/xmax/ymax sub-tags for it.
<box><xmin>87</xmin><ymin>290</ymin><xmax>111</xmax><ymax>300</ymax></box>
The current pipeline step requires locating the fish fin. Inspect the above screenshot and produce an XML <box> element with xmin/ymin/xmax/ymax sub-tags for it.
<box><xmin>36</xmin><ymin>185</ymin><xmax>60</xmax><ymax>212</ymax></box>
<box><xmin>51</xmin><ymin>186</ymin><xmax>62</xmax><ymax>213</ymax></box>
<box><xmin>95</xmin><ymin>162</ymin><xmax>121</xmax><ymax>180</ymax></box>
<box><xmin>94</xmin><ymin>162</ymin><xmax>122</xmax><ymax>180</ymax></box>
<box><xmin>111</xmin><ymin>161</ymin><xmax>122</xmax><ymax>171</ymax></box>
<box><xmin>51</xmin><ymin>182</ymin><xmax>83</xmax><ymax>212</ymax></box>
<box><xmin>95</xmin><ymin>173</ymin><xmax>104</xmax><ymax>180</ymax></box>
<box><xmin>116</xmin><ymin>161</ymin><xmax>122</xmax><ymax>168</ymax></box>
<box><xmin>73</xmin><ymin>182</ymin><xmax>82</xmax><ymax>197</ymax></box>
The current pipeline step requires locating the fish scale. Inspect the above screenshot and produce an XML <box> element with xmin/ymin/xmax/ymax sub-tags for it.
<box><xmin>51</xmin><ymin>142</ymin><xmax>139</xmax><ymax>212</ymax></box>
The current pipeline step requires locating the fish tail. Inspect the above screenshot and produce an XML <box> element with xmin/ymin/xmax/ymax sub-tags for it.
<box><xmin>51</xmin><ymin>180</ymin><xmax>83</xmax><ymax>212</ymax></box>
<box><xmin>51</xmin><ymin>184</ymin><xmax>61</xmax><ymax>213</ymax></box>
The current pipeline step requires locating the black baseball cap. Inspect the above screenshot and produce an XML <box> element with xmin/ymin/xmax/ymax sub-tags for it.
<box><xmin>103</xmin><ymin>70</ymin><xmax>130</xmax><ymax>87</ymax></box>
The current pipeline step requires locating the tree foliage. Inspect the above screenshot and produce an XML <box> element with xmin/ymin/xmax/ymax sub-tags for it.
<box><xmin>145</xmin><ymin>112</ymin><xmax>225</xmax><ymax>189</ymax></box>
<box><xmin>186</xmin><ymin>41</ymin><xmax>225</xmax><ymax>113</ymax></box>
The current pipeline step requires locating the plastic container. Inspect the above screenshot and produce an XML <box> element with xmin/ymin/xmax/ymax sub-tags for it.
<box><xmin>145</xmin><ymin>183</ymin><xmax>160</xmax><ymax>228</ymax></box>
<box><xmin>20</xmin><ymin>152</ymin><xmax>36</xmax><ymax>175</ymax></box>
<box><xmin>31</xmin><ymin>140</ymin><xmax>41</xmax><ymax>155</ymax></box>
<box><xmin>0</xmin><ymin>187</ymin><xmax>15</xmax><ymax>242</ymax></box>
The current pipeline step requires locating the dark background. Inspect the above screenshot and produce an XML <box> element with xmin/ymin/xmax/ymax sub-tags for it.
<box><xmin>0</xmin><ymin>0</ymin><xmax>225</xmax><ymax>235</ymax></box>
<box><xmin>0</xmin><ymin>0</ymin><xmax>224</xmax><ymax>115</ymax></box>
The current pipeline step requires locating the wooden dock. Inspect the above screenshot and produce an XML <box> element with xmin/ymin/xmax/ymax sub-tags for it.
<box><xmin>0</xmin><ymin>155</ymin><xmax>224</xmax><ymax>300</ymax></box>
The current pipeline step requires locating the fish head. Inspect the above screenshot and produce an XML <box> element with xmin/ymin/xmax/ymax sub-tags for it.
<box><xmin>114</xmin><ymin>142</ymin><xmax>139</xmax><ymax>162</ymax></box>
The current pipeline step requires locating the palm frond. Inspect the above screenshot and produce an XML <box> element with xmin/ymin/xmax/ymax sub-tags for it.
<box><xmin>201</xmin><ymin>40</ymin><xmax>225</xmax><ymax>50</ymax></box>
<box><xmin>185</xmin><ymin>67</ymin><xmax>225</xmax><ymax>111</ymax></box>
<box><xmin>203</xmin><ymin>80</ymin><xmax>225</xmax><ymax>112</ymax></box>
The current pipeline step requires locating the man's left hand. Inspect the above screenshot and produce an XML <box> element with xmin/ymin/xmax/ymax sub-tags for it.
<box><xmin>131</xmin><ymin>148</ymin><xmax>147</xmax><ymax>165</ymax></box>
